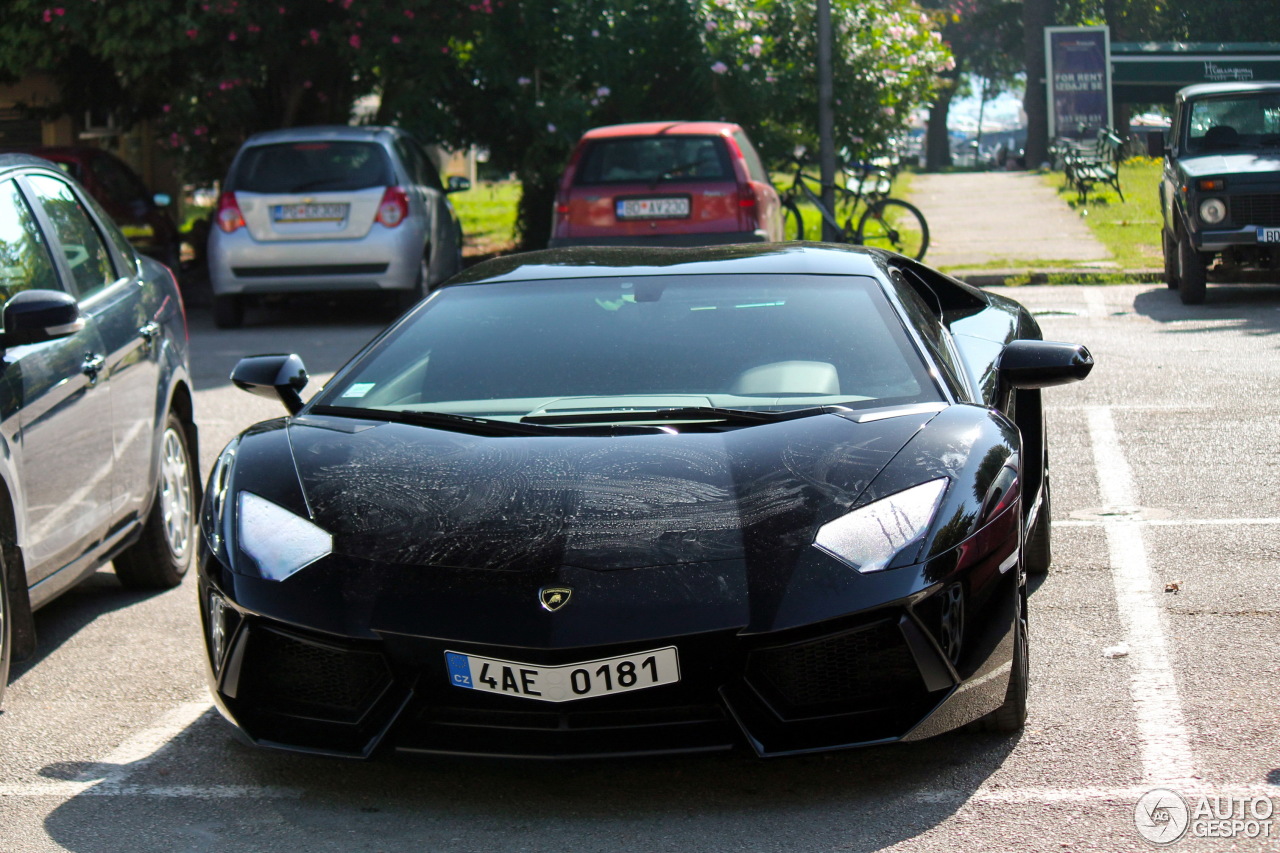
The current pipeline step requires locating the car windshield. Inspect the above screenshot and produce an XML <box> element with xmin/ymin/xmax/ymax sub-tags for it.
<box><xmin>574</xmin><ymin>136</ymin><xmax>732</xmax><ymax>184</ymax></box>
<box><xmin>311</xmin><ymin>274</ymin><xmax>942</xmax><ymax>425</ymax></box>
<box><xmin>1184</xmin><ymin>93</ymin><xmax>1280</xmax><ymax>153</ymax></box>
<box><xmin>229</xmin><ymin>141</ymin><xmax>393</xmax><ymax>193</ymax></box>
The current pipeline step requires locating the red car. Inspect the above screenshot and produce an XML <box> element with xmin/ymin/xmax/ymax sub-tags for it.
<box><xmin>16</xmin><ymin>146</ymin><xmax>182</xmax><ymax>269</ymax></box>
<box><xmin>549</xmin><ymin>121</ymin><xmax>784</xmax><ymax>248</ymax></box>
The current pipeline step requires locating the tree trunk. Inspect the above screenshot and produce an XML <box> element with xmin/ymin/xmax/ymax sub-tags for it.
<box><xmin>925</xmin><ymin>86</ymin><xmax>955</xmax><ymax>172</ymax></box>
<box><xmin>516</xmin><ymin>167</ymin><xmax>557</xmax><ymax>251</ymax></box>
<box><xmin>1022</xmin><ymin>0</ymin><xmax>1053</xmax><ymax>168</ymax></box>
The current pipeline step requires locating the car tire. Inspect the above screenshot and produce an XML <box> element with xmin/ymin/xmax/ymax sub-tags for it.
<box><xmin>0</xmin><ymin>549</ymin><xmax>10</xmax><ymax>709</ymax></box>
<box><xmin>397</xmin><ymin>256</ymin><xmax>429</xmax><ymax>311</ymax></box>
<box><xmin>1162</xmin><ymin>228</ymin><xmax>1180</xmax><ymax>290</ymax></box>
<box><xmin>113</xmin><ymin>414</ymin><xmax>197</xmax><ymax>590</ymax></box>
<box><xmin>1177</xmin><ymin>233</ymin><xmax>1207</xmax><ymax>305</ymax></box>
<box><xmin>973</xmin><ymin>591</ymin><xmax>1028</xmax><ymax>733</ymax></box>
<box><xmin>1025</xmin><ymin>475</ymin><xmax>1051</xmax><ymax>575</ymax></box>
<box><xmin>213</xmin><ymin>294</ymin><xmax>244</xmax><ymax>329</ymax></box>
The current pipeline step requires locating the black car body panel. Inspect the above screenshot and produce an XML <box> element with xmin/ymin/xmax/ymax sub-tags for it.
<box><xmin>198</xmin><ymin>243</ymin><xmax>1088</xmax><ymax>758</ymax></box>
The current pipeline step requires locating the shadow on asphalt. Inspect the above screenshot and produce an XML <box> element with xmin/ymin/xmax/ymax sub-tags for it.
<box><xmin>1132</xmin><ymin>282</ymin><xmax>1280</xmax><ymax>334</ymax></box>
<box><xmin>39</xmin><ymin>710</ymin><xmax>1021</xmax><ymax>852</ymax></box>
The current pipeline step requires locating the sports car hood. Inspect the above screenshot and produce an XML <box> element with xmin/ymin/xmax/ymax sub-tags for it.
<box><xmin>280</xmin><ymin>408</ymin><xmax>938</xmax><ymax>572</ymax></box>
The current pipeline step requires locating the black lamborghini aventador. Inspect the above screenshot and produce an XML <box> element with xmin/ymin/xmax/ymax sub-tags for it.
<box><xmin>198</xmin><ymin>243</ymin><xmax>1092</xmax><ymax>759</ymax></box>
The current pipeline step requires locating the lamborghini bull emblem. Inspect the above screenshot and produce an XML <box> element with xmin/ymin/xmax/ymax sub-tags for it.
<box><xmin>539</xmin><ymin>586</ymin><xmax>573</xmax><ymax>612</ymax></box>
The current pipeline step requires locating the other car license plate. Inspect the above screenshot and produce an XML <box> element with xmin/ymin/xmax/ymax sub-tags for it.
<box><xmin>616</xmin><ymin>197</ymin><xmax>690</xmax><ymax>219</ymax></box>
<box><xmin>272</xmin><ymin>203</ymin><xmax>349</xmax><ymax>223</ymax></box>
<box><xmin>445</xmin><ymin>647</ymin><xmax>680</xmax><ymax>703</ymax></box>
<box><xmin>1258</xmin><ymin>226</ymin><xmax>1280</xmax><ymax>243</ymax></box>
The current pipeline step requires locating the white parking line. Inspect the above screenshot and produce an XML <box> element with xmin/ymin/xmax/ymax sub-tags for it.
<box><xmin>1086</xmin><ymin>406</ymin><xmax>1197</xmax><ymax>784</ymax></box>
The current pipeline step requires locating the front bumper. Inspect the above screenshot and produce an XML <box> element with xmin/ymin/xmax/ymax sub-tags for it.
<box><xmin>199</xmin><ymin>561</ymin><xmax>1018</xmax><ymax>760</ymax></box>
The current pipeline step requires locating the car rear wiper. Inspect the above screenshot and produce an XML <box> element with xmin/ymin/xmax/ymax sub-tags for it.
<box><xmin>310</xmin><ymin>405</ymin><xmax>558</xmax><ymax>436</ymax></box>
<box><xmin>521</xmin><ymin>405</ymin><xmax>848</xmax><ymax>426</ymax></box>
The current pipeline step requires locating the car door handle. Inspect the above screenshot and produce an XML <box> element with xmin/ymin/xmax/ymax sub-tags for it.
<box><xmin>139</xmin><ymin>321</ymin><xmax>161</xmax><ymax>351</ymax></box>
<box><xmin>82</xmin><ymin>353</ymin><xmax>105</xmax><ymax>384</ymax></box>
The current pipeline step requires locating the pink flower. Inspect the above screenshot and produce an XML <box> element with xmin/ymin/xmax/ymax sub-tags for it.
<box><xmin>705</xmin><ymin>21</ymin><xmax>717</xmax><ymax>31</ymax></box>
<box><xmin>748</xmin><ymin>44</ymin><xmax>762</xmax><ymax>57</ymax></box>
<box><xmin>42</xmin><ymin>9</ymin><xmax>52</xmax><ymax>22</ymax></box>
<box><xmin>349</xmin><ymin>34</ymin><xmax>361</xmax><ymax>48</ymax></box>
<box><xmin>228</xmin><ymin>31</ymin><xmax>237</xmax><ymax>41</ymax></box>
<box><xmin>247</xmin><ymin>24</ymin><xmax>260</xmax><ymax>33</ymax></box>
<box><xmin>194</xmin><ymin>126</ymin><xmax>208</xmax><ymax>136</ymax></box>
<box><xmin>309</xmin><ymin>29</ymin><xmax>320</xmax><ymax>43</ymax></box>
<box><xmin>403</xmin><ymin>8</ymin><xmax>414</xmax><ymax>18</ymax></box>
<box><xmin>596</xmin><ymin>86</ymin><xmax>610</xmax><ymax>97</ymax></box>
<box><xmin>391</xmin><ymin>34</ymin><xmax>401</xmax><ymax>43</ymax></box>
<box><xmin>186</xmin><ymin>28</ymin><xmax>199</xmax><ymax>38</ymax></box>
<box><xmin>711</xmin><ymin>61</ymin><xmax>728</xmax><ymax>75</ymax></box>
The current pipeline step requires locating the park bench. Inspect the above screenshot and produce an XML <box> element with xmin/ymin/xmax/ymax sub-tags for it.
<box><xmin>1054</xmin><ymin>129</ymin><xmax>1125</xmax><ymax>204</ymax></box>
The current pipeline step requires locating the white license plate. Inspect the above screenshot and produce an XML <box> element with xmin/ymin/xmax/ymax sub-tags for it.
<box><xmin>272</xmin><ymin>203</ymin><xmax>348</xmax><ymax>223</ymax></box>
<box><xmin>1258</xmin><ymin>226</ymin><xmax>1280</xmax><ymax>243</ymax></box>
<box><xmin>445</xmin><ymin>647</ymin><xmax>680</xmax><ymax>703</ymax></box>
<box><xmin>616</xmin><ymin>197</ymin><xmax>690</xmax><ymax>219</ymax></box>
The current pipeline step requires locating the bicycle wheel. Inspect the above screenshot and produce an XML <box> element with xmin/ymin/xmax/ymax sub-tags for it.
<box><xmin>781</xmin><ymin>198</ymin><xmax>805</xmax><ymax>240</ymax></box>
<box><xmin>856</xmin><ymin>198</ymin><xmax>929</xmax><ymax>261</ymax></box>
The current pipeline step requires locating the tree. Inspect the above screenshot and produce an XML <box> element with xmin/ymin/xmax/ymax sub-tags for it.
<box><xmin>0</xmin><ymin>0</ymin><xmax>464</xmax><ymax>182</ymax></box>
<box><xmin>431</xmin><ymin>0</ymin><xmax>715</xmax><ymax>249</ymax></box>
<box><xmin>918</xmin><ymin>0</ymin><xmax>1021</xmax><ymax>170</ymax></box>
<box><xmin>700</xmin><ymin>0</ymin><xmax>951</xmax><ymax>162</ymax></box>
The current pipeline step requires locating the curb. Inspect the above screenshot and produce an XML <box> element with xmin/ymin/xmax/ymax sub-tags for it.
<box><xmin>947</xmin><ymin>268</ymin><xmax>1165</xmax><ymax>288</ymax></box>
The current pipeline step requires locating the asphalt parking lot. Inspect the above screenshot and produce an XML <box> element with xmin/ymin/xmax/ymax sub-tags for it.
<box><xmin>1</xmin><ymin>283</ymin><xmax>1278</xmax><ymax>852</ymax></box>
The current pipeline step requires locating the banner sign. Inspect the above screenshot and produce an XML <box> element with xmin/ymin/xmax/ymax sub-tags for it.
<box><xmin>1046</xmin><ymin>26</ymin><xmax>1113</xmax><ymax>139</ymax></box>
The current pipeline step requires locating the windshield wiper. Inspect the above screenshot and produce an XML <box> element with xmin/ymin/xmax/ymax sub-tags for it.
<box><xmin>521</xmin><ymin>405</ymin><xmax>847</xmax><ymax>426</ymax></box>
<box><xmin>310</xmin><ymin>405</ymin><xmax>557</xmax><ymax>436</ymax></box>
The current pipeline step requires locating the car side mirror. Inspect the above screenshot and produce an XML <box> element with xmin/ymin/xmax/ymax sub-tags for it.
<box><xmin>1</xmin><ymin>289</ymin><xmax>85</xmax><ymax>349</ymax></box>
<box><xmin>446</xmin><ymin>176</ymin><xmax>471</xmax><ymax>194</ymax></box>
<box><xmin>996</xmin><ymin>340</ymin><xmax>1094</xmax><ymax>390</ymax></box>
<box><xmin>231</xmin><ymin>353</ymin><xmax>309</xmax><ymax>415</ymax></box>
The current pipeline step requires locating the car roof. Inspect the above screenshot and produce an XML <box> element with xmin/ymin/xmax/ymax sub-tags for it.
<box><xmin>240</xmin><ymin>125</ymin><xmax>399</xmax><ymax>147</ymax></box>
<box><xmin>578</xmin><ymin>121</ymin><xmax>742</xmax><ymax>141</ymax></box>
<box><xmin>1177</xmin><ymin>82</ymin><xmax>1280</xmax><ymax>100</ymax></box>
<box><xmin>451</xmin><ymin>243</ymin><xmax>890</xmax><ymax>285</ymax></box>
<box><xmin>0</xmin><ymin>152</ymin><xmax>67</xmax><ymax>175</ymax></box>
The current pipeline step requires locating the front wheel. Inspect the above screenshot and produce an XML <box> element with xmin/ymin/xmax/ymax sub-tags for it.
<box><xmin>1177</xmin><ymin>233</ymin><xmax>1207</xmax><ymax>305</ymax></box>
<box><xmin>856</xmin><ymin>198</ymin><xmax>929</xmax><ymax>260</ymax></box>
<box><xmin>781</xmin><ymin>199</ymin><xmax>805</xmax><ymax>241</ymax></box>
<box><xmin>113</xmin><ymin>414</ymin><xmax>197</xmax><ymax>590</ymax></box>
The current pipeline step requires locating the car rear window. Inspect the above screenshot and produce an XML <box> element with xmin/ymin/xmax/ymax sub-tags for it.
<box><xmin>573</xmin><ymin>136</ymin><xmax>733</xmax><ymax>185</ymax></box>
<box><xmin>229</xmin><ymin>141</ymin><xmax>393</xmax><ymax>193</ymax></box>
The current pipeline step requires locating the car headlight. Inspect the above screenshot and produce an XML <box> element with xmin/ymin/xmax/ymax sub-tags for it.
<box><xmin>237</xmin><ymin>491</ymin><xmax>332</xmax><ymax>582</ymax></box>
<box><xmin>813</xmin><ymin>478</ymin><xmax>948</xmax><ymax>573</ymax></box>
<box><xmin>1198</xmin><ymin>197</ymin><xmax>1227</xmax><ymax>225</ymax></box>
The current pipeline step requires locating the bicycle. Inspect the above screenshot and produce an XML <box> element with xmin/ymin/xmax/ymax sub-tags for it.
<box><xmin>778</xmin><ymin>154</ymin><xmax>929</xmax><ymax>261</ymax></box>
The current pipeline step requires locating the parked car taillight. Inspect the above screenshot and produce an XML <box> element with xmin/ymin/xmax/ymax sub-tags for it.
<box><xmin>215</xmin><ymin>192</ymin><xmax>245</xmax><ymax>233</ymax></box>
<box><xmin>376</xmin><ymin>186</ymin><xmax>410</xmax><ymax>227</ymax></box>
<box><xmin>737</xmin><ymin>182</ymin><xmax>758</xmax><ymax>209</ymax></box>
<box><xmin>737</xmin><ymin>182</ymin><xmax>759</xmax><ymax>230</ymax></box>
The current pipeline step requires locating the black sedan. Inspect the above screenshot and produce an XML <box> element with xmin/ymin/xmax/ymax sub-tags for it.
<box><xmin>198</xmin><ymin>244</ymin><xmax>1091</xmax><ymax>759</ymax></box>
<box><xmin>0</xmin><ymin>154</ymin><xmax>198</xmax><ymax>707</ymax></box>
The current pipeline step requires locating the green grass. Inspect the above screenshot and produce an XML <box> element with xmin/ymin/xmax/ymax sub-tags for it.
<box><xmin>1043</xmin><ymin>157</ymin><xmax>1164</xmax><ymax>271</ymax></box>
<box><xmin>453</xmin><ymin>180</ymin><xmax>520</xmax><ymax>257</ymax></box>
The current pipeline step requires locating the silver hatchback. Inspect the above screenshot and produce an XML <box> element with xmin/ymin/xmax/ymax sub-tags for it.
<box><xmin>207</xmin><ymin>125</ymin><xmax>469</xmax><ymax>327</ymax></box>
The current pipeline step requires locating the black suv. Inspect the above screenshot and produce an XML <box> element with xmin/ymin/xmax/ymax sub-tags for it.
<box><xmin>1161</xmin><ymin>82</ymin><xmax>1280</xmax><ymax>304</ymax></box>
